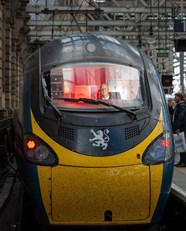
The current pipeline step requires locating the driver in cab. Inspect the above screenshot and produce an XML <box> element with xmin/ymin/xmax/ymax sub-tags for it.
<box><xmin>100</xmin><ymin>83</ymin><xmax>111</xmax><ymax>100</ymax></box>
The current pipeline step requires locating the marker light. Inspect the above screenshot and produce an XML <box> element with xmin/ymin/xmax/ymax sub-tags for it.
<box><xmin>24</xmin><ymin>134</ymin><xmax>58</xmax><ymax>166</ymax></box>
<box><xmin>26</xmin><ymin>140</ymin><xmax>36</xmax><ymax>149</ymax></box>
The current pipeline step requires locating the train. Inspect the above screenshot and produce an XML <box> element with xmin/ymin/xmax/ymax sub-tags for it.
<box><xmin>14</xmin><ymin>32</ymin><xmax>174</xmax><ymax>229</ymax></box>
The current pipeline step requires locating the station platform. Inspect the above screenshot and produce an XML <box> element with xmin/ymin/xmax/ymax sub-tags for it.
<box><xmin>171</xmin><ymin>166</ymin><xmax>186</xmax><ymax>205</ymax></box>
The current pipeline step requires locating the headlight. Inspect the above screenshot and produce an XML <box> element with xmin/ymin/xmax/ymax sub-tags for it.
<box><xmin>142</xmin><ymin>131</ymin><xmax>173</xmax><ymax>165</ymax></box>
<box><xmin>24</xmin><ymin>134</ymin><xmax>58</xmax><ymax>166</ymax></box>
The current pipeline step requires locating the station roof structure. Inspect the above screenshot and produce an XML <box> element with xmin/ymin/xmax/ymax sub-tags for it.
<box><xmin>13</xmin><ymin>0</ymin><xmax>186</xmax><ymax>89</ymax></box>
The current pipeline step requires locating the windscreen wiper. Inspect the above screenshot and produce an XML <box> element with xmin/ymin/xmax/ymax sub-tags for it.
<box><xmin>60</xmin><ymin>97</ymin><xmax>137</xmax><ymax>120</ymax></box>
<box><xmin>96</xmin><ymin>99</ymin><xmax>137</xmax><ymax>120</ymax></box>
<box><xmin>44</xmin><ymin>96</ymin><xmax>63</xmax><ymax>121</ymax></box>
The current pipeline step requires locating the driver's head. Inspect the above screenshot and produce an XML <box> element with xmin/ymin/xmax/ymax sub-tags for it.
<box><xmin>100</xmin><ymin>83</ymin><xmax>110</xmax><ymax>99</ymax></box>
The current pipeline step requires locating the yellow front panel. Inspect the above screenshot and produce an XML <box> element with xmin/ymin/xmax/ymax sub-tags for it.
<box><xmin>33</xmin><ymin>110</ymin><xmax>164</xmax><ymax>225</ymax></box>
<box><xmin>51</xmin><ymin>165</ymin><xmax>150</xmax><ymax>224</ymax></box>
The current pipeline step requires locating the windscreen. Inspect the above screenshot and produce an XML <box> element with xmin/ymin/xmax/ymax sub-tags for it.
<box><xmin>42</xmin><ymin>62</ymin><xmax>144</xmax><ymax>110</ymax></box>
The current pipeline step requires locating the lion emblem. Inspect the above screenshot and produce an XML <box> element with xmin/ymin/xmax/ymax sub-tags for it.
<box><xmin>89</xmin><ymin>129</ymin><xmax>110</xmax><ymax>150</ymax></box>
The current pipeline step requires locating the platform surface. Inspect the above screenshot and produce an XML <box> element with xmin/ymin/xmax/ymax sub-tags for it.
<box><xmin>171</xmin><ymin>166</ymin><xmax>186</xmax><ymax>204</ymax></box>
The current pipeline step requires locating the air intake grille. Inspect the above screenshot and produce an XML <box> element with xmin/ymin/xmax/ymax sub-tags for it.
<box><xmin>58</xmin><ymin>126</ymin><xmax>74</xmax><ymax>140</ymax></box>
<box><xmin>124</xmin><ymin>125</ymin><xmax>140</xmax><ymax>140</ymax></box>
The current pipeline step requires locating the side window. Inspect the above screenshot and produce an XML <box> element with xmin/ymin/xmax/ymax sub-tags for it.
<box><xmin>143</xmin><ymin>53</ymin><xmax>162</xmax><ymax>106</ymax></box>
<box><xmin>42</xmin><ymin>71</ymin><xmax>51</xmax><ymax>98</ymax></box>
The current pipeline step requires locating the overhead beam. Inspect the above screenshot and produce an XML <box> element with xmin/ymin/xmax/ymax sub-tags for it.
<box><xmin>27</xmin><ymin>20</ymin><xmax>174</xmax><ymax>27</ymax></box>
<box><xmin>26</xmin><ymin>6</ymin><xmax>173</xmax><ymax>14</ymax></box>
<box><xmin>27</xmin><ymin>30</ymin><xmax>174</xmax><ymax>37</ymax></box>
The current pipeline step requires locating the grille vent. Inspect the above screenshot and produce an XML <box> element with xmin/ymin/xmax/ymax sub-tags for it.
<box><xmin>58</xmin><ymin>126</ymin><xmax>74</xmax><ymax>140</ymax></box>
<box><xmin>124</xmin><ymin>125</ymin><xmax>140</xmax><ymax>140</ymax></box>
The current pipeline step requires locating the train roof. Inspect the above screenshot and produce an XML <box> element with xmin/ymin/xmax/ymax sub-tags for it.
<box><xmin>25</xmin><ymin>32</ymin><xmax>145</xmax><ymax>72</ymax></box>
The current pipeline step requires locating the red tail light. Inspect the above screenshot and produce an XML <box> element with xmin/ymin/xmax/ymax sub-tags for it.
<box><xmin>161</xmin><ymin>139</ymin><xmax>170</xmax><ymax>148</ymax></box>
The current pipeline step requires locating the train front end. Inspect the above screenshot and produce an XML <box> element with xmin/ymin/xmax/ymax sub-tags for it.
<box><xmin>14</xmin><ymin>33</ymin><xmax>174</xmax><ymax>227</ymax></box>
